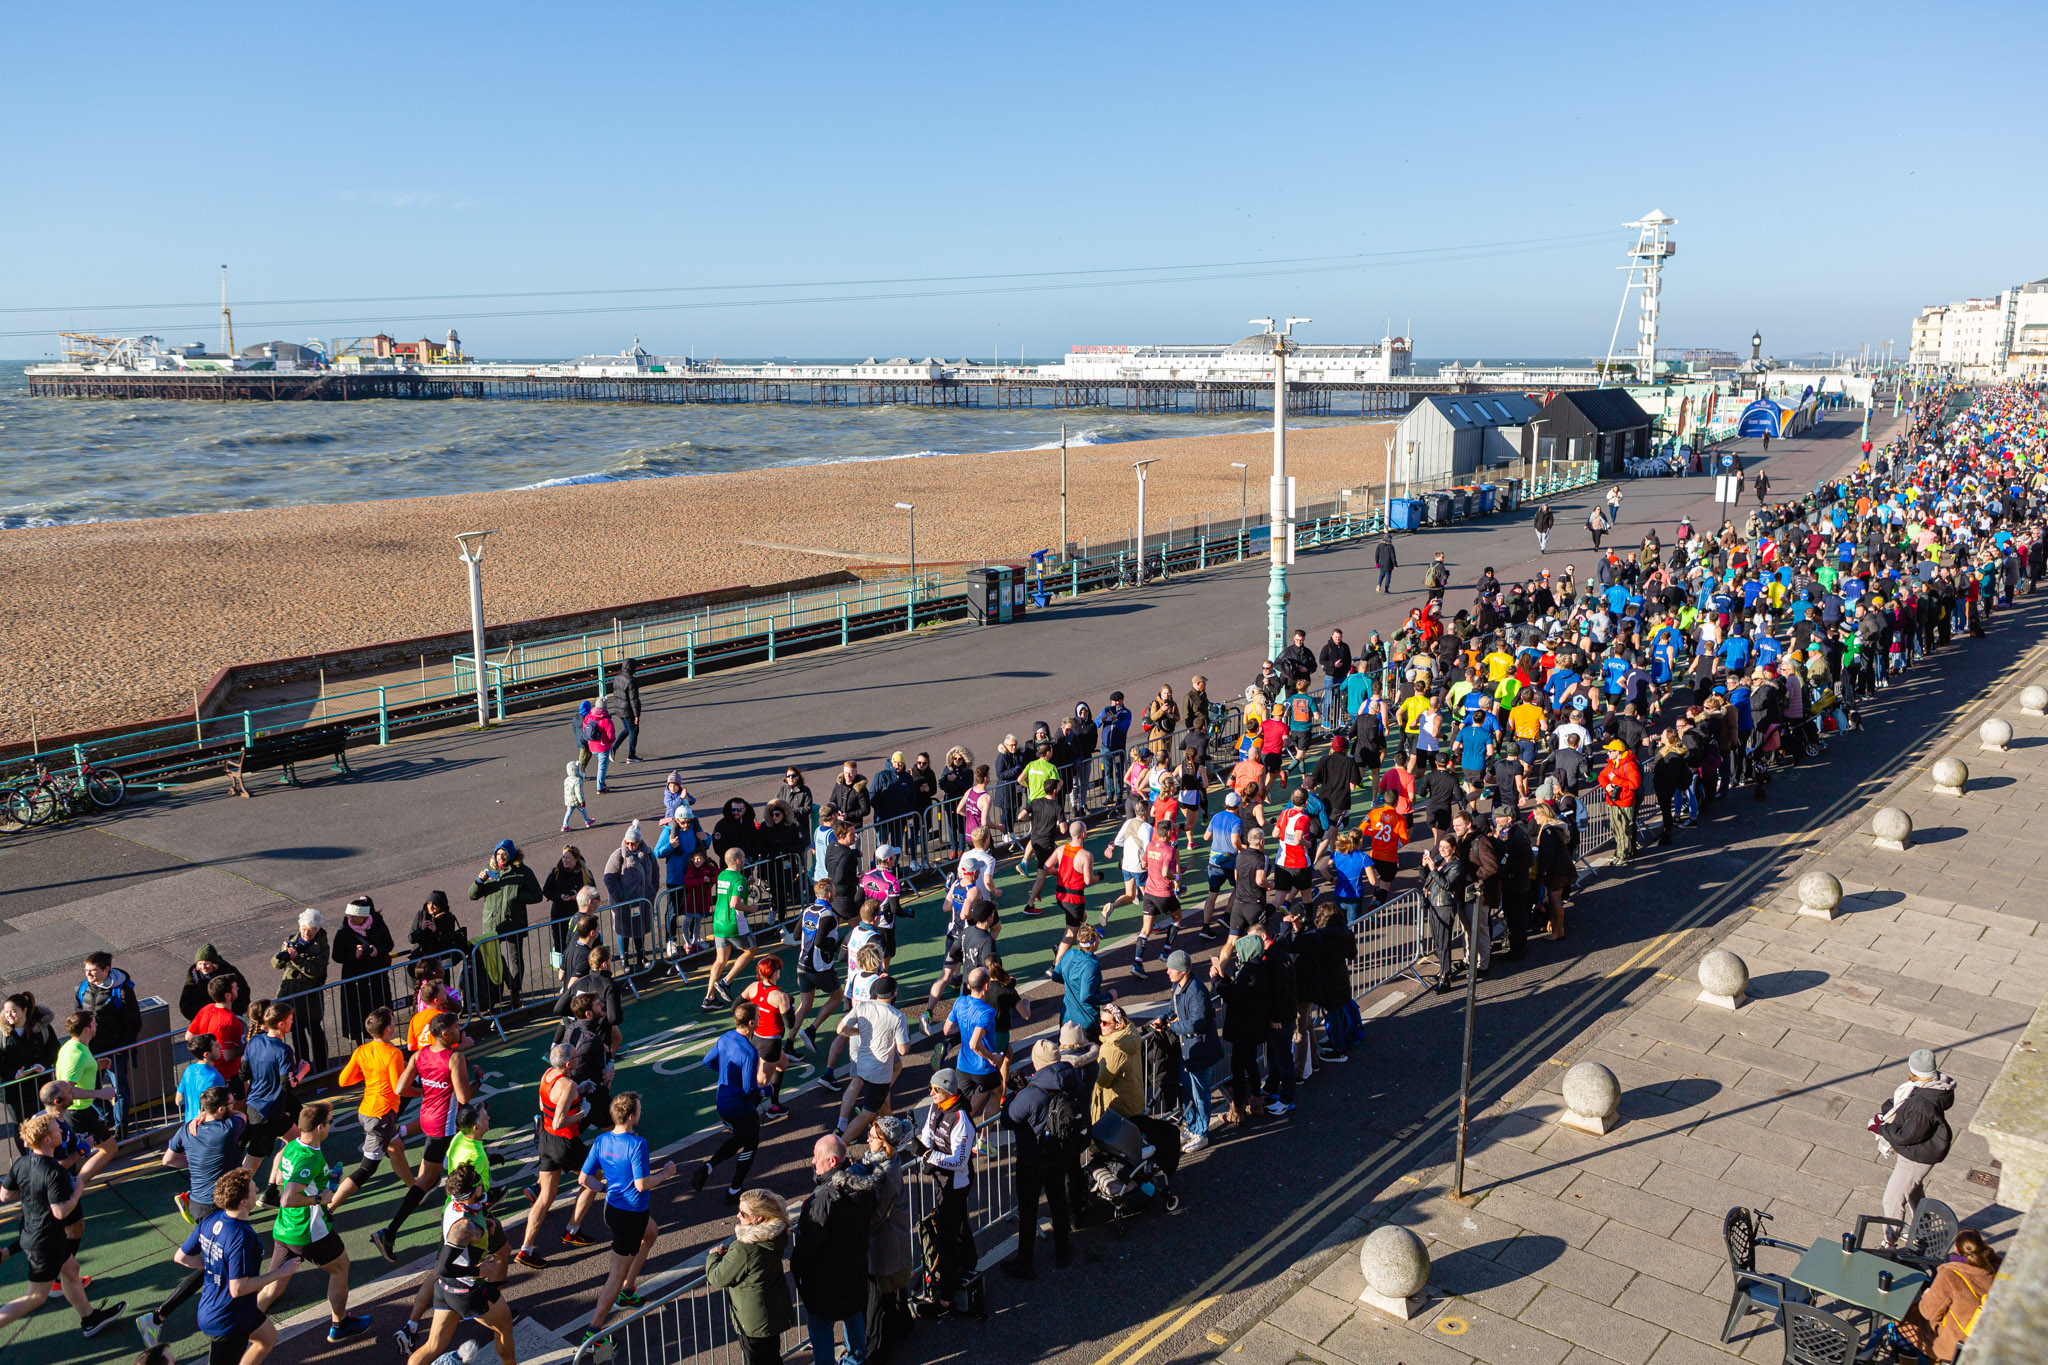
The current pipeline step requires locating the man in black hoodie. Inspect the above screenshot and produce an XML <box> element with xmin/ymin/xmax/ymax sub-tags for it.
<box><xmin>1001</xmin><ymin>1040</ymin><xmax>1087</xmax><ymax>1279</ymax></box>
<box><xmin>1876</xmin><ymin>1049</ymin><xmax>1956</xmax><ymax>1243</ymax></box>
<box><xmin>608</xmin><ymin>658</ymin><xmax>643</xmax><ymax>763</ymax></box>
<box><xmin>178</xmin><ymin>945</ymin><xmax>248</xmax><ymax>1025</ymax></box>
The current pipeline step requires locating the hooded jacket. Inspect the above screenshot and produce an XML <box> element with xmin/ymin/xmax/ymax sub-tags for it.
<box><xmin>1880</xmin><ymin>1072</ymin><xmax>1957</xmax><ymax>1165</ymax></box>
<box><xmin>828</xmin><ymin>773</ymin><xmax>871</xmax><ymax>826</ymax></box>
<box><xmin>704</xmin><ymin>1210</ymin><xmax>794</xmax><ymax>1341</ymax></box>
<box><xmin>789</xmin><ymin>1162</ymin><xmax>885</xmax><ymax>1320</ymax></box>
<box><xmin>470</xmin><ymin>841</ymin><xmax>545</xmax><ymax>935</ymax></box>
<box><xmin>78</xmin><ymin>966</ymin><xmax>142</xmax><ymax>1050</ymax></box>
<box><xmin>409</xmin><ymin>891</ymin><xmax>471</xmax><ymax>971</ymax></box>
<box><xmin>563</xmin><ymin>762</ymin><xmax>587</xmax><ymax>808</ymax></box>
<box><xmin>711</xmin><ymin>802</ymin><xmax>759</xmax><ymax>864</ymax></box>
<box><xmin>178</xmin><ymin>947</ymin><xmax>249</xmax><ymax>1023</ymax></box>
<box><xmin>603</xmin><ymin>830</ymin><xmax>661</xmax><ymax>909</ymax></box>
<box><xmin>608</xmin><ymin>658</ymin><xmax>641</xmax><ymax>725</ymax></box>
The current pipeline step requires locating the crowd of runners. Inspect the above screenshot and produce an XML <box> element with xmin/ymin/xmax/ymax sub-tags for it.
<box><xmin>6</xmin><ymin>382</ymin><xmax>2047</xmax><ymax>1365</ymax></box>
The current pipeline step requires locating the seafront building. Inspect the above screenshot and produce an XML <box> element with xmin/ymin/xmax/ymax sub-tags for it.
<box><xmin>1908</xmin><ymin>277</ymin><xmax>2048</xmax><ymax>379</ymax></box>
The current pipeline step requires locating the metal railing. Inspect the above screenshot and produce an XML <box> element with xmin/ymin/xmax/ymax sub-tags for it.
<box><xmin>575</xmin><ymin>1125</ymin><xmax>1017</xmax><ymax>1365</ymax></box>
<box><xmin>1347</xmin><ymin>889</ymin><xmax>1429</xmax><ymax>999</ymax></box>
<box><xmin>0</xmin><ymin>463</ymin><xmax>1596</xmax><ymax>800</ymax></box>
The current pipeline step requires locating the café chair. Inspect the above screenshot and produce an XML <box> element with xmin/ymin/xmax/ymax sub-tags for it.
<box><xmin>1779</xmin><ymin>1303</ymin><xmax>1861</xmax><ymax>1365</ymax></box>
<box><xmin>1723</xmin><ymin>1206</ymin><xmax>1812</xmax><ymax>1343</ymax></box>
<box><xmin>1852</xmin><ymin>1198</ymin><xmax>1958</xmax><ymax>1272</ymax></box>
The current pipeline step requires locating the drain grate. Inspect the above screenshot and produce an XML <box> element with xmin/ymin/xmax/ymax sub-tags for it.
<box><xmin>1967</xmin><ymin>1169</ymin><xmax>2000</xmax><ymax>1189</ymax></box>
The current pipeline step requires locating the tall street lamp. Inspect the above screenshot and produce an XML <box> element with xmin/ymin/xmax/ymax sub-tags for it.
<box><xmin>1230</xmin><ymin>461</ymin><xmax>1249</xmax><ymax>556</ymax></box>
<box><xmin>1526</xmin><ymin>417</ymin><xmax>1549</xmax><ymax>488</ymax></box>
<box><xmin>1252</xmin><ymin>315</ymin><xmax>1310</xmax><ymax>663</ymax></box>
<box><xmin>454</xmin><ymin>530</ymin><xmax>498</xmax><ymax>728</ymax></box>
<box><xmin>895</xmin><ymin>502</ymin><xmax>916</xmax><ymax>581</ymax></box>
<box><xmin>1132</xmin><ymin>459</ymin><xmax>1157</xmax><ymax>583</ymax></box>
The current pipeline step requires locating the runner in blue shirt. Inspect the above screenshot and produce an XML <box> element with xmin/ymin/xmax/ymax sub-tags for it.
<box><xmin>1600</xmin><ymin>655</ymin><xmax>1630</xmax><ymax>697</ymax></box>
<box><xmin>578</xmin><ymin>1092</ymin><xmax>675</xmax><ymax>1342</ymax></box>
<box><xmin>1717</xmin><ymin>634</ymin><xmax>1751</xmax><ymax>672</ymax></box>
<box><xmin>689</xmin><ymin>1010</ymin><xmax>762</xmax><ymax>1202</ymax></box>
<box><xmin>945</xmin><ymin>973</ymin><xmax>1003</xmax><ymax>1121</ymax></box>
<box><xmin>1456</xmin><ymin>721</ymin><xmax>1492</xmax><ymax>774</ymax></box>
<box><xmin>177</xmin><ymin>1035</ymin><xmax>227</xmax><ymax>1123</ymax></box>
<box><xmin>172</xmin><ymin>1169</ymin><xmax>298</xmax><ymax>1363</ymax></box>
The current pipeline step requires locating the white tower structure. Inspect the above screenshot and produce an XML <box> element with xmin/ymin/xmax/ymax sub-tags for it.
<box><xmin>1602</xmin><ymin>211</ymin><xmax>1675</xmax><ymax>386</ymax></box>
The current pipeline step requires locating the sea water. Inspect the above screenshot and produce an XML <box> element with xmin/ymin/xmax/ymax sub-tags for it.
<box><xmin>0</xmin><ymin>361</ymin><xmax>1388</xmax><ymax>528</ymax></box>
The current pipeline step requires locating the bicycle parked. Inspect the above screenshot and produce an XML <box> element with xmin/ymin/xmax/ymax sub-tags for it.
<box><xmin>3</xmin><ymin>756</ymin><xmax>125</xmax><ymax>826</ymax></box>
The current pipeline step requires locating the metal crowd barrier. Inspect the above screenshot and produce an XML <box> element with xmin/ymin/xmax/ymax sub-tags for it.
<box><xmin>575</xmin><ymin>1125</ymin><xmax>1018</xmax><ymax>1365</ymax></box>
<box><xmin>66</xmin><ymin>947</ymin><xmax>471</xmax><ymax>1148</ymax></box>
<box><xmin>1347</xmin><ymin>889</ymin><xmax>1429</xmax><ymax>998</ymax></box>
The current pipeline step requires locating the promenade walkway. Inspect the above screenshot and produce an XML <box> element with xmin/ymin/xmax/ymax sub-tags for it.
<box><xmin>1203</xmin><ymin>617</ymin><xmax>2047</xmax><ymax>1365</ymax></box>
<box><xmin>0</xmin><ymin>413</ymin><xmax>1942</xmax><ymax>1365</ymax></box>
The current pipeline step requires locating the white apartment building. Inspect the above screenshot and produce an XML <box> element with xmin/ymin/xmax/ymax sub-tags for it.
<box><xmin>1909</xmin><ymin>278</ymin><xmax>2048</xmax><ymax>379</ymax></box>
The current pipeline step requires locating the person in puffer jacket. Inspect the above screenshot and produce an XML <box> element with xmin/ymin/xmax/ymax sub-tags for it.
<box><xmin>563</xmin><ymin>760</ymin><xmax>594</xmax><ymax>831</ymax></box>
<box><xmin>1875</xmin><ymin>1047</ymin><xmax>1956</xmax><ymax>1242</ymax></box>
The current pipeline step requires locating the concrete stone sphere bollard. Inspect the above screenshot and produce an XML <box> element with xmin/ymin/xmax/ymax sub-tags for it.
<box><xmin>2022</xmin><ymin>685</ymin><xmax>2048</xmax><ymax>717</ymax></box>
<box><xmin>1980</xmin><ymin>718</ymin><xmax>2013</xmax><ymax>753</ymax></box>
<box><xmin>1697</xmin><ymin>949</ymin><xmax>1750</xmax><ymax>1010</ymax></box>
<box><xmin>1872</xmin><ymin>806</ymin><xmax>1914</xmax><ymax>852</ymax></box>
<box><xmin>1357</xmin><ymin>1225</ymin><xmax>1431</xmax><ymax>1320</ymax></box>
<box><xmin>1932</xmin><ymin>757</ymin><xmax>1969</xmax><ymax>796</ymax></box>
<box><xmin>1560</xmin><ymin>1062</ymin><xmax>1621</xmax><ymax>1136</ymax></box>
<box><xmin>1797</xmin><ymin>870</ymin><xmax>1844</xmax><ymax>920</ymax></box>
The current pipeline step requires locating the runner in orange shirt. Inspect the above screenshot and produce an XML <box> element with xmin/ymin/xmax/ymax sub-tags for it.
<box><xmin>1360</xmin><ymin>803</ymin><xmax>1408</xmax><ymax>900</ymax></box>
<box><xmin>329</xmin><ymin>1008</ymin><xmax>415</xmax><ymax>1215</ymax></box>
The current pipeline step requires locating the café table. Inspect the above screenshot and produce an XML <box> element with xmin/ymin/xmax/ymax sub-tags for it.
<box><xmin>1788</xmin><ymin>1237</ymin><xmax>1930</xmax><ymax>1322</ymax></box>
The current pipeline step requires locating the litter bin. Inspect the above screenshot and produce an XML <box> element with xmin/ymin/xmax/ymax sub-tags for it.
<box><xmin>1425</xmin><ymin>492</ymin><xmax>1453</xmax><ymax>525</ymax></box>
<box><xmin>129</xmin><ymin>995</ymin><xmax>177</xmax><ymax>1129</ymax></box>
<box><xmin>1447</xmin><ymin>490</ymin><xmax>1470</xmax><ymax>520</ymax></box>
<box><xmin>1500</xmin><ymin>477</ymin><xmax>1522</xmax><ymax>512</ymax></box>
<box><xmin>1387</xmin><ymin>497</ymin><xmax>1424</xmax><ymax>531</ymax></box>
<box><xmin>964</xmin><ymin>566</ymin><xmax>1026</xmax><ymax>625</ymax></box>
<box><xmin>1476</xmin><ymin>483</ymin><xmax>1498</xmax><ymax>515</ymax></box>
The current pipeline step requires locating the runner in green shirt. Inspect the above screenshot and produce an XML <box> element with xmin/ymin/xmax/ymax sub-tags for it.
<box><xmin>701</xmin><ymin>848</ymin><xmax>758</xmax><ymax>1010</ymax></box>
<box><xmin>55</xmin><ymin>1013</ymin><xmax>101</xmax><ymax>1114</ymax></box>
<box><xmin>255</xmin><ymin>1102</ymin><xmax>370</xmax><ymax>1341</ymax></box>
<box><xmin>1021</xmin><ymin>746</ymin><xmax>1060</xmax><ymax>803</ymax></box>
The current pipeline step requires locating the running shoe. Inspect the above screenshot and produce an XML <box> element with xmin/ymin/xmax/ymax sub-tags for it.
<box><xmin>562</xmin><ymin>1227</ymin><xmax>602</xmax><ymax>1247</ymax></box>
<box><xmin>174</xmin><ymin>1191</ymin><xmax>194</xmax><ymax>1224</ymax></box>
<box><xmin>514</xmin><ymin>1248</ymin><xmax>550</xmax><ymax>1270</ymax></box>
<box><xmin>1129</xmin><ymin>962</ymin><xmax>1150</xmax><ymax>981</ymax></box>
<box><xmin>80</xmin><ymin>1304</ymin><xmax>125</xmax><ymax>1339</ymax></box>
<box><xmin>724</xmin><ymin>1187</ymin><xmax>743</xmax><ymax>1205</ymax></box>
<box><xmin>803</xmin><ymin>1025</ymin><xmax>821</xmax><ymax>1053</ymax></box>
<box><xmin>328</xmin><ymin>1314</ymin><xmax>373</xmax><ymax>1343</ymax></box>
<box><xmin>256</xmin><ymin>1186</ymin><xmax>280</xmax><ymax>1210</ymax></box>
<box><xmin>523</xmin><ymin>1184</ymin><xmax>540</xmax><ymax>1206</ymax></box>
<box><xmin>578</xmin><ymin>1328</ymin><xmax>606</xmax><ymax>1346</ymax></box>
<box><xmin>1265</xmin><ymin>1101</ymin><xmax>1296</xmax><ymax>1116</ymax></box>
<box><xmin>614</xmin><ymin>1289</ymin><xmax>645</xmax><ymax>1309</ymax></box>
<box><xmin>815</xmin><ymin>1071</ymin><xmax>847</xmax><ymax>1093</ymax></box>
<box><xmin>1021</xmin><ymin>902</ymin><xmax>1044</xmax><ymax>917</ymax></box>
<box><xmin>918</xmin><ymin>1010</ymin><xmax>935</xmax><ymax>1038</ymax></box>
<box><xmin>136</xmin><ymin>1313</ymin><xmax>164</xmax><ymax>1348</ymax></box>
<box><xmin>393</xmin><ymin>1323</ymin><xmax>422</xmax><ymax>1354</ymax></box>
<box><xmin>1180</xmin><ymin>1133</ymin><xmax>1209</xmax><ymax>1153</ymax></box>
<box><xmin>689</xmin><ymin>1164</ymin><xmax>710</xmax><ymax>1194</ymax></box>
<box><xmin>763</xmin><ymin>1102</ymin><xmax>788</xmax><ymax>1119</ymax></box>
<box><xmin>369</xmin><ymin>1228</ymin><xmax>396</xmax><ymax>1264</ymax></box>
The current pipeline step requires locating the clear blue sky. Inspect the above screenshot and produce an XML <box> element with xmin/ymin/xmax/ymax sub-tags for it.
<box><xmin>4</xmin><ymin>3</ymin><xmax>2038</xmax><ymax>362</ymax></box>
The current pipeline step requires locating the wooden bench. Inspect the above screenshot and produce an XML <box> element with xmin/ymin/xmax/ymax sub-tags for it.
<box><xmin>230</xmin><ymin>724</ymin><xmax>355</xmax><ymax>789</ymax></box>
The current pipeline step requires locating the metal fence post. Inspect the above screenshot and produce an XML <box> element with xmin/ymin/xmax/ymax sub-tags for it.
<box><xmin>906</xmin><ymin>581</ymin><xmax>915</xmax><ymax>632</ymax></box>
<box><xmin>243</xmin><ymin>711</ymin><xmax>254</xmax><ymax>749</ymax></box>
<box><xmin>1070</xmin><ymin>560</ymin><xmax>1079</xmax><ymax>596</ymax></box>
<box><xmin>494</xmin><ymin>671</ymin><xmax>505</xmax><ymax>723</ymax></box>
<box><xmin>768</xmin><ymin>617</ymin><xmax>777</xmax><ymax>663</ymax></box>
<box><xmin>686</xmin><ymin>630</ymin><xmax>697</xmax><ymax>680</ymax></box>
<box><xmin>377</xmin><ymin>687</ymin><xmax>390</xmax><ymax>745</ymax></box>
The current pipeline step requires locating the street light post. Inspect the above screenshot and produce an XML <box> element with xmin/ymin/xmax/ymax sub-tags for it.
<box><xmin>1059</xmin><ymin>424</ymin><xmax>1069</xmax><ymax>556</ymax></box>
<box><xmin>453</xmin><ymin>531</ymin><xmax>498</xmax><ymax>728</ymax></box>
<box><xmin>1252</xmin><ymin>314</ymin><xmax>1310</xmax><ymax>663</ymax></box>
<box><xmin>1131</xmin><ymin>459</ymin><xmax>1156</xmax><ymax>583</ymax></box>
<box><xmin>1230</xmin><ymin>461</ymin><xmax>1248</xmax><ymax>558</ymax></box>
<box><xmin>894</xmin><ymin>502</ymin><xmax>916</xmax><ymax>580</ymax></box>
<box><xmin>1525</xmin><ymin>417</ymin><xmax>1549</xmax><ymax>489</ymax></box>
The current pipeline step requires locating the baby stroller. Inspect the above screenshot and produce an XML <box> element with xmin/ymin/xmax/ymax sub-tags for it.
<box><xmin>1081</xmin><ymin>1111</ymin><xmax>1181</xmax><ymax>1232</ymax></box>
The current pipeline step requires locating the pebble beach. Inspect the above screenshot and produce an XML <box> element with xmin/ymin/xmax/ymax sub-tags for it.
<box><xmin>0</xmin><ymin>421</ymin><xmax>1394</xmax><ymax>743</ymax></box>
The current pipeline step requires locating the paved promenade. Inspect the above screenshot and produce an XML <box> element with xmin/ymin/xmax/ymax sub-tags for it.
<box><xmin>0</xmin><ymin>417</ymin><xmax>1876</xmax><ymax>1009</ymax></box>
<box><xmin>1205</xmin><ymin>632</ymin><xmax>2048</xmax><ymax>1365</ymax></box>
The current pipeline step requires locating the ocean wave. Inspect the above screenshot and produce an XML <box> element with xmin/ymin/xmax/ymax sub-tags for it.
<box><xmin>196</xmin><ymin>431</ymin><xmax>343</xmax><ymax>450</ymax></box>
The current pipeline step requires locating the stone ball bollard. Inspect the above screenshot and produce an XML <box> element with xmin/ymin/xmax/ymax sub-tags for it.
<box><xmin>1559</xmin><ymin>1061</ymin><xmax>1621</xmax><ymax>1136</ymax></box>
<box><xmin>1797</xmin><ymin>870</ymin><xmax>1844</xmax><ymax>920</ymax></box>
<box><xmin>1697</xmin><ymin>949</ymin><xmax>1750</xmax><ymax>1011</ymax></box>
<box><xmin>1932</xmin><ymin>757</ymin><xmax>1969</xmax><ymax>796</ymax></box>
<box><xmin>1872</xmin><ymin>806</ymin><xmax>1913</xmax><ymax>852</ymax></box>
<box><xmin>1980</xmin><ymin>718</ymin><xmax>2013</xmax><ymax>753</ymax></box>
<box><xmin>2022</xmin><ymin>685</ymin><xmax>2048</xmax><ymax>717</ymax></box>
<box><xmin>1358</xmin><ymin>1225</ymin><xmax>1431</xmax><ymax>1320</ymax></box>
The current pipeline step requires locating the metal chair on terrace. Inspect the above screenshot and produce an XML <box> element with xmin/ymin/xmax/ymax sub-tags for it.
<box><xmin>1723</xmin><ymin>1206</ymin><xmax>1812</xmax><ymax>1343</ymax></box>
